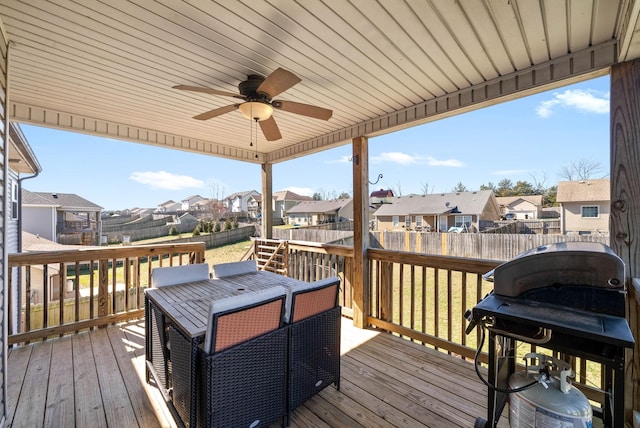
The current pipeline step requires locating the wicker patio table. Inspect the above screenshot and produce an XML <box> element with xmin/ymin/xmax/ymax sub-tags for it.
<box><xmin>145</xmin><ymin>270</ymin><xmax>305</xmax><ymax>428</ymax></box>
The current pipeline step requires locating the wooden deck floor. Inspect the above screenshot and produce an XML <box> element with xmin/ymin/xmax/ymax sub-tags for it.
<box><xmin>7</xmin><ymin>318</ymin><xmax>506</xmax><ymax>428</ymax></box>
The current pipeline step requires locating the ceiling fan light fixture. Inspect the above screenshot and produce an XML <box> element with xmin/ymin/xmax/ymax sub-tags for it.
<box><xmin>238</xmin><ymin>101</ymin><xmax>273</xmax><ymax>121</ymax></box>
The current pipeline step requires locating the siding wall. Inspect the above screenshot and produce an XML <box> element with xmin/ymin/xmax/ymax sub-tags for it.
<box><xmin>22</xmin><ymin>206</ymin><xmax>55</xmax><ymax>241</ymax></box>
<box><xmin>0</xmin><ymin>23</ymin><xmax>8</xmax><ymax>424</ymax></box>
<box><xmin>562</xmin><ymin>201</ymin><xmax>610</xmax><ymax>234</ymax></box>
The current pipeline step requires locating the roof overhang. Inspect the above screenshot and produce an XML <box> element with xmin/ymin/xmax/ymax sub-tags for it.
<box><xmin>0</xmin><ymin>1</ymin><xmax>638</xmax><ymax>164</ymax></box>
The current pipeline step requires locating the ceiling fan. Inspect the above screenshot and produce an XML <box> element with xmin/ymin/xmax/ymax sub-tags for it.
<box><xmin>173</xmin><ymin>68</ymin><xmax>333</xmax><ymax>141</ymax></box>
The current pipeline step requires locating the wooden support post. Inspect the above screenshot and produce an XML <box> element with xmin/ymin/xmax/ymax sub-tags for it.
<box><xmin>98</xmin><ymin>259</ymin><xmax>109</xmax><ymax>321</ymax></box>
<box><xmin>261</xmin><ymin>162</ymin><xmax>273</xmax><ymax>239</ymax></box>
<box><xmin>610</xmin><ymin>59</ymin><xmax>640</xmax><ymax>425</ymax></box>
<box><xmin>352</xmin><ymin>136</ymin><xmax>370</xmax><ymax>328</ymax></box>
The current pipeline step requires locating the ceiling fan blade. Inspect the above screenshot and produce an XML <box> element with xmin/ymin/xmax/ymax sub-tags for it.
<box><xmin>256</xmin><ymin>68</ymin><xmax>301</xmax><ymax>99</ymax></box>
<box><xmin>193</xmin><ymin>104</ymin><xmax>239</xmax><ymax>120</ymax></box>
<box><xmin>273</xmin><ymin>100</ymin><xmax>333</xmax><ymax>120</ymax></box>
<box><xmin>173</xmin><ymin>85</ymin><xmax>244</xmax><ymax>99</ymax></box>
<box><xmin>259</xmin><ymin>116</ymin><xmax>282</xmax><ymax>141</ymax></box>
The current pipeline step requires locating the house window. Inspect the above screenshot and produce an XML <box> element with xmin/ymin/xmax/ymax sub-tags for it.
<box><xmin>392</xmin><ymin>216</ymin><xmax>399</xmax><ymax>227</ymax></box>
<box><xmin>454</xmin><ymin>215</ymin><xmax>472</xmax><ymax>228</ymax></box>
<box><xmin>415</xmin><ymin>216</ymin><xmax>423</xmax><ymax>227</ymax></box>
<box><xmin>405</xmin><ymin>216</ymin><xmax>411</xmax><ymax>228</ymax></box>
<box><xmin>581</xmin><ymin>206</ymin><xmax>599</xmax><ymax>218</ymax></box>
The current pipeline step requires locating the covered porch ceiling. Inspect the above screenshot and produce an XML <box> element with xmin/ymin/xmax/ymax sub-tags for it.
<box><xmin>1</xmin><ymin>1</ymin><xmax>639</xmax><ymax>165</ymax></box>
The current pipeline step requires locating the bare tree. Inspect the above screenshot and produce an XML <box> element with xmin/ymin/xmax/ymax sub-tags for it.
<box><xmin>421</xmin><ymin>180</ymin><xmax>433</xmax><ymax>195</ymax></box>
<box><xmin>558</xmin><ymin>159</ymin><xmax>606</xmax><ymax>181</ymax></box>
<box><xmin>392</xmin><ymin>182</ymin><xmax>403</xmax><ymax>197</ymax></box>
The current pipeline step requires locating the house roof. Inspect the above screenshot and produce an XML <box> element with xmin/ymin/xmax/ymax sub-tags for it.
<box><xmin>370</xmin><ymin>189</ymin><xmax>394</xmax><ymax>198</ymax></box>
<box><xmin>556</xmin><ymin>179</ymin><xmax>610</xmax><ymax>202</ymax></box>
<box><xmin>157</xmin><ymin>200</ymin><xmax>176</xmax><ymax>208</ymax></box>
<box><xmin>496</xmin><ymin>195</ymin><xmax>543</xmax><ymax>207</ymax></box>
<box><xmin>286</xmin><ymin>198</ymin><xmax>352</xmax><ymax>214</ymax></box>
<box><xmin>374</xmin><ymin>191</ymin><xmax>495</xmax><ymax>216</ymax></box>
<box><xmin>20</xmin><ymin>231</ymin><xmax>98</xmax><ymax>252</ymax></box>
<box><xmin>9</xmin><ymin>123</ymin><xmax>41</xmax><ymax>175</ymax></box>
<box><xmin>273</xmin><ymin>190</ymin><xmax>313</xmax><ymax>202</ymax></box>
<box><xmin>181</xmin><ymin>195</ymin><xmax>204</xmax><ymax>203</ymax></box>
<box><xmin>1</xmin><ymin>3</ymin><xmax>635</xmax><ymax>165</ymax></box>
<box><xmin>226</xmin><ymin>190</ymin><xmax>259</xmax><ymax>200</ymax></box>
<box><xmin>22</xmin><ymin>189</ymin><xmax>103</xmax><ymax>210</ymax></box>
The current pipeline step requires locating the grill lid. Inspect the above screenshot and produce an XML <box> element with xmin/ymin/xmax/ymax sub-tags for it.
<box><xmin>485</xmin><ymin>242</ymin><xmax>625</xmax><ymax>298</ymax></box>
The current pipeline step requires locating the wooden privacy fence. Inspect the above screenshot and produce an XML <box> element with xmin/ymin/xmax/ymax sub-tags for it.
<box><xmin>8</xmin><ymin>242</ymin><xmax>205</xmax><ymax>345</ymax></box>
<box><xmin>370</xmin><ymin>231</ymin><xmax>610</xmax><ymax>261</ymax></box>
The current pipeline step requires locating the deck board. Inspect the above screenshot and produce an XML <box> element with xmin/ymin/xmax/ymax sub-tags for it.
<box><xmin>7</xmin><ymin>318</ymin><xmax>505</xmax><ymax>428</ymax></box>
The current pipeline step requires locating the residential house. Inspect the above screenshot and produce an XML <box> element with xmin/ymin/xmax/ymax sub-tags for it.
<box><xmin>224</xmin><ymin>190</ymin><xmax>260</xmax><ymax>216</ymax></box>
<box><xmin>248</xmin><ymin>194</ymin><xmax>261</xmax><ymax>220</ymax></box>
<box><xmin>373</xmin><ymin>190</ymin><xmax>500</xmax><ymax>232</ymax></box>
<box><xmin>20</xmin><ymin>231</ymin><xmax>92</xmax><ymax>305</ymax></box>
<box><xmin>272</xmin><ymin>190</ymin><xmax>312</xmax><ymax>221</ymax></box>
<box><xmin>286</xmin><ymin>198</ymin><xmax>353</xmax><ymax>226</ymax></box>
<box><xmin>496</xmin><ymin>195</ymin><xmax>543</xmax><ymax>219</ymax></box>
<box><xmin>181</xmin><ymin>195</ymin><xmax>205</xmax><ymax>211</ymax></box>
<box><xmin>556</xmin><ymin>179</ymin><xmax>610</xmax><ymax>235</ymax></box>
<box><xmin>7</xmin><ymin>124</ymin><xmax>42</xmax><ymax>335</ymax></box>
<box><xmin>22</xmin><ymin>190</ymin><xmax>103</xmax><ymax>245</ymax></box>
<box><xmin>155</xmin><ymin>200</ymin><xmax>181</xmax><ymax>213</ymax></box>
<box><xmin>370</xmin><ymin>189</ymin><xmax>394</xmax><ymax>206</ymax></box>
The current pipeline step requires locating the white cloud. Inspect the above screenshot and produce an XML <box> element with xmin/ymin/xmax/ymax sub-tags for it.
<box><xmin>371</xmin><ymin>152</ymin><xmax>463</xmax><ymax>167</ymax></box>
<box><xmin>129</xmin><ymin>171</ymin><xmax>205</xmax><ymax>190</ymax></box>
<box><xmin>372</xmin><ymin>152</ymin><xmax>417</xmax><ymax>165</ymax></box>
<box><xmin>328</xmin><ymin>155</ymin><xmax>352</xmax><ymax>164</ymax></box>
<box><xmin>426</xmin><ymin>156</ymin><xmax>464</xmax><ymax>167</ymax></box>
<box><xmin>536</xmin><ymin>89</ymin><xmax>609</xmax><ymax>118</ymax></box>
<box><xmin>283</xmin><ymin>186</ymin><xmax>314</xmax><ymax>197</ymax></box>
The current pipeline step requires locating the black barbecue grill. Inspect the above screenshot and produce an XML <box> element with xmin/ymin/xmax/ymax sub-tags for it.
<box><xmin>465</xmin><ymin>241</ymin><xmax>634</xmax><ymax>428</ymax></box>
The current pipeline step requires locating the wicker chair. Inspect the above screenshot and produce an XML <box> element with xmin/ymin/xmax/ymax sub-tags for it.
<box><xmin>147</xmin><ymin>263</ymin><xmax>210</xmax><ymax>391</ymax></box>
<box><xmin>286</xmin><ymin>276</ymin><xmax>341</xmax><ymax>425</ymax></box>
<box><xmin>170</xmin><ymin>286</ymin><xmax>288</xmax><ymax>428</ymax></box>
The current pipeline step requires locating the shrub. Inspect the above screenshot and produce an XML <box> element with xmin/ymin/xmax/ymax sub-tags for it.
<box><xmin>224</xmin><ymin>218</ymin><xmax>232</xmax><ymax>231</ymax></box>
<box><xmin>192</xmin><ymin>227</ymin><xmax>200</xmax><ymax>236</ymax></box>
<box><xmin>169</xmin><ymin>225</ymin><xmax>178</xmax><ymax>236</ymax></box>
<box><xmin>214</xmin><ymin>222</ymin><xmax>221</xmax><ymax>232</ymax></box>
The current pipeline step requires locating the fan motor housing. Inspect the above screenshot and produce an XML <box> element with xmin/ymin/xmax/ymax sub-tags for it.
<box><xmin>238</xmin><ymin>75</ymin><xmax>269</xmax><ymax>101</ymax></box>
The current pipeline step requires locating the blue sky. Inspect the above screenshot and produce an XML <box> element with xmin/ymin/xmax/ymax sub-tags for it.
<box><xmin>20</xmin><ymin>75</ymin><xmax>610</xmax><ymax>210</ymax></box>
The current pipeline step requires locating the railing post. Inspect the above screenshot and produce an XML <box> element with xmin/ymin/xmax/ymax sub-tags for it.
<box><xmin>352</xmin><ymin>136</ymin><xmax>370</xmax><ymax>328</ymax></box>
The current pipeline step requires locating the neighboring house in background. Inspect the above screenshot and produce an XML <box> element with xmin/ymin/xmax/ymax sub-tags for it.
<box><xmin>496</xmin><ymin>195</ymin><xmax>543</xmax><ymax>219</ymax></box>
<box><xmin>19</xmin><ymin>231</ymin><xmax>92</xmax><ymax>305</ymax></box>
<box><xmin>22</xmin><ymin>190</ymin><xmax>103</xmax><ymax>245</ymax></box>
<box><xmin>247</xmin><ymin>194</ymin><xmax>261</xmax><ymax>220</ymax></box>
<box><xmin>556</xmin><ymin>179</ymin><xmax>610</xmax><ymax>235</ymax></box>
<box><xmin>181</xmin><ymin>195</ymin><xmax>205</xmax><ymax>211</ymax></box>
<box><xmin>286</xmin><ymin>198</ymin><xmax>353</xmax><ymax>226</ymax></box>
<box><xmin>155</xmin><ymin>200</ymin><xmax>181</xmax><ymax>213</ymax></box>
<box><xmin>374</xmin><ymin>190</ymin><xmax>500</xmax><ymax>232</ymax></box>
<box><xmin>7</xmin><ymin>124</ymin><xmax>42</xmax><ymax>335</ymax></box>
<box><xmin>370</xmin><ymin>189</ymin><xmax>394</xmax><ymax>206</ymax></box>
<box><xmin>224</xmin><ymin>190</ymin><xmax>260</xmax><ymax>215</ymax></box>
<box><xmin>272</xmin><ymin>190</ymin><xmax>312</xmax><ymax>221</ymax></box>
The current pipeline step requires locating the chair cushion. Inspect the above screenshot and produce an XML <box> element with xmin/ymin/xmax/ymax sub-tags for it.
<box><xmin>212</xmin><ymin>260</ymin><xmax>258</xmax><ymax>278</ymax></box>
<box><xmin>285</xmin><ymin>276</ymin><xmax>340</xmax><ymax>323</ymax></box>
<box><xmin>204</xmin><ymin>285</ymin><xmax>286</xmax><ymax>353</ymax></box>
<box><xmin>151</xmin><ymin>263</ymin><xmax>210</xmax><ymax>287</ymax></box>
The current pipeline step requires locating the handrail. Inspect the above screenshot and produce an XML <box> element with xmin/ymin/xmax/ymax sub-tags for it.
<box><xmin>8</xmin><ymin>242</ymin><xmax>205</xmax><ymax>345</ymax></box>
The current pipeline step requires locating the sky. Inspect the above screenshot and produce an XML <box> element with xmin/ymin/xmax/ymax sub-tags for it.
<box><xmin>19</xmin><ymin>75</ymin><xmax>610</xmax><ymax>211</ymax></box>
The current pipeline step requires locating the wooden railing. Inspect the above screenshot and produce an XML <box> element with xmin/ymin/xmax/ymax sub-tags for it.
<box><xmin>9</xmin><ymin>237</ymin><xmax>613</xmax><ymax>411</ymax></box>
<box><xmin>8</xmin><ymin>242</ymin><xmax>205</xmax><ymax>345</ymax></box>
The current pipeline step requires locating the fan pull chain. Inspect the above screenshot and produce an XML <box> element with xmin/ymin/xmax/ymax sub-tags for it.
<box><xmin>249</xmin><ymin>104</ymin><xmax>253</xmax><ymax>147</ymax></box>
<box><xmin>254</xmin><ymin>118</ymin><xmax>259</xmax><ymax>158</ymax></box>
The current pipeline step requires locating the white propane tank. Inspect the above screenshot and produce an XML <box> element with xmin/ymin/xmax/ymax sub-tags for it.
<box><xmin>509</xmin><ymin>353</ymin><xmax>592</xmax><ymax>428</ymax></box>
